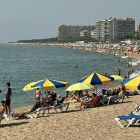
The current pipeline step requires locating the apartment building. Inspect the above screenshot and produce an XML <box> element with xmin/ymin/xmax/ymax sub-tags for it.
<box><xmin>137</xmin><ymin>23</ymin><xmax>140</xmax><ymax>34</ymax></box>
<box><xmin>57</xmin><ymin>25</ymin><xmax>96</xmax><ymax>40</ymax></box>
<box><xmin>93</xmin><ymin>17</ymin><xmax>135</xmax><ymax>41</ymax></box>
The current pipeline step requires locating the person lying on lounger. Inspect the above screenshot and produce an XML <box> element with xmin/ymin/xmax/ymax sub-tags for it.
<box><xmin>12</xmin><ymin>101</ymin><xmax>44</xmax><ymax>119</ymax></box>
<box><xmin>69</xmin><ymin>91</ymin><xmax>90</xmax><ymax>103</ymax></box>
<box><xmin>76</xmin><ymin>93</ymin><xmax>96</xmax><ymax>110</ymax></box>
<box><xmin>0</xmin><ymin>101</ymin><xmax>6</xmax><ymax>115</ymax></box>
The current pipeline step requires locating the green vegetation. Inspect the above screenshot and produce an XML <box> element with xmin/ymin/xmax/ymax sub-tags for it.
<box><xmin>17</xmin><ymin>37</ymin><xmax>58</xmax><ymax>43</ymax></box>
<box><xmin>14</xmin><ymin>33</ymin><xmax>140</xmax><ymax>44</ymax></box>
<box><xmin>16</xmin><ymin>36</ymin><xmax>97</xmax><ymax>43</ymax></box>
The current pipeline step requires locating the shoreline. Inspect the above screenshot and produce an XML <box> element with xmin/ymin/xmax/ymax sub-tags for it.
<box><xmin>8</xmin><ymin>42</ymin><xmax>140</xmax><ymax>59</ymax></box>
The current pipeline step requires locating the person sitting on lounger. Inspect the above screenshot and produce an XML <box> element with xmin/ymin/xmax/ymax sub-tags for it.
<box><xmin>70</xmin><ymin>90</ymin><xmax>78</xmax><ymax>97</ymax></box>
<box><xmin>55</xmin><ymin>95</ymin><xmax>61</xmax><ymax>101</ymax></box>
<box><xmin>0</xmin><ymin>101</ymin><xmax>6</xmax><ymax>115</ymax></box>
<box><xmin>76</xmin><ymin>93</ymin><xmax>96</xmax><ymax>110</ymax></box>
<box><xmin>49</xmin><ymin>96</ymin><xmax>65</xmax><ymax>108</ymax></box>
<box><xmin>69</xmin><ymin>91</ymin><xmax>89</xmax><ymax>103</ymax></box>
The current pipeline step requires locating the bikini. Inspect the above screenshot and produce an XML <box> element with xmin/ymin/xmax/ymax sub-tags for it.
<box><xmin>35</xmin><ymin>91</ymin><xmax>40</xmax><ymax>99</ymax></box>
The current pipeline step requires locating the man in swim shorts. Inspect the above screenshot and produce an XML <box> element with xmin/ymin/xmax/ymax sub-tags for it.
<box><xmin>5</xmin><ymin>82</ymin><xmax>12</xmax><ymax>114</ymax></box>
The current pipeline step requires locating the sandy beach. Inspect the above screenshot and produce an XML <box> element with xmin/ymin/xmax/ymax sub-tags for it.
<box><xmin>9</xmin><ymin>42</ymin><xmax>140</xmax><ymax>59</ymax></box>
<box><xmin>0</xmin><ymin>43</ymin><xmax>139</xmax><ymax>140</ymax></box>
<box><xmin>1</xmin><ymin>93</ymin><xmax>140</xmax><ymax>140</ymax></box>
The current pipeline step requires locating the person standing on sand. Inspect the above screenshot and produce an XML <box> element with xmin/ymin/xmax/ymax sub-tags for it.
<box><xmin>5</xmin><ymin>82</ymin><xmax>12</xmax><ymax>114</ymax></box>
<box><xmin>35</xmin><ymin>88</ymin><xmax>43</xmax><ymax>102</ymax></box>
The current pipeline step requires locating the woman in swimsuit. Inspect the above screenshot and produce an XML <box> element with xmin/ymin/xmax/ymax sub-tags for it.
<box><xmin>35</xmin><ymin>88</ymin><xmax>42</xmax><ymax>102</ymax></box>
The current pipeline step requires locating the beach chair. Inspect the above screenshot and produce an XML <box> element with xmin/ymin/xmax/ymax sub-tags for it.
<box><xmin>37</xmin><ymin>97</ymin><xmax>70</xmax><ymax>115</ymax></box>
<box><xmin>100</xmin><ymin>95</ymin><xmax>108</xmax><ymax>106</ymax></box>
<box><xmin>115</xmin><ymin>114</ymin><xmax>140</xmax><ymax>127</ymax></box>
<box><xmin>129</xmin><ymin>90</ymin><xmax>138</xmax><ymax>96</ymax></box>
<box><xmin>107</xmin><ymin>95</ymin><xmax>117</xmax><ymax>105</ymax></box>
<box><xmin>84</xmin><ymin>96</ymin><xmax>99</xmax><ymax>108</ymax></box>
<box><xmin>26</xmin><ymin>101</ymin><xmax>45</xmax><ymax>118</ymax></box>
<box><xmin>116</xmin><ymin>94</ymin><xmax>125</xmax><ymax>102</ymax></box>
<box><xmin>53</xmin><ymin>102</ymin><xmax>70</xmax><ymax>113</ymax></box>
<box><xmin>52</xmin><ymin>97</ymin><xmax>70</xmax><ymax>113</ymax></box>
<box><xmin>3</xmin><ymin>113</ymin><xmax>15</xmax><ymax>120</ymax></box>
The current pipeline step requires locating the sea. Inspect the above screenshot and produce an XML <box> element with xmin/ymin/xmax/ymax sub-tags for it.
<box><xmin>0</xmin><ymin>45</ymin><xmax>139</xmax><ymax>109</ymax></box>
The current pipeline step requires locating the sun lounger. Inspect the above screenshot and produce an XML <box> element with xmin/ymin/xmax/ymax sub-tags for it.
<box><xmin>51</xmin><ymin>97</ymin><xmax>70</xmax><ymax>113</ymax></box>
<box><xmin>107</xmin><ymin>95</ymin><xmax>117</xmax><ymax>105</ymax></box>
<box><xmin>84</xmin><ymin>96</ymin><xmax>99</xmax><ymax>108</ymax></box>
<box><xmin>36</xmin><ymin>97</ymin><xmax>70</xmax><ymax>115</ymax></box>
<box><xmin>26</xmin><ymin>101</ymin><xmax>45</xmax><ymax>118</ymax></box>
<box><xmin>3</xmin><ymin>113</ymin><xmax>15</xmax><ymax>120</ymax></box>
<box><xmin>116</xmin><ymin>94</ymin><xmax>125</xmax><ymax>102</ymax></box>
<box><xmin>115</xmin><ymin>114</ymin><xmax>140</xmax><ymax>127</ymax></box>
<box><xmin>100</xmin><ymin>95</ymin><xmax>109</xmax><ymax>105</ymax></box>
<box><xmin>53</xmin><ymin>102</ymin><xmax>70</xmax><ymax>113</ymax></box>
<box><xmin>129</xmin><ymin>90</ymin><xmax>138</xmax><ymax>95</ymax></box>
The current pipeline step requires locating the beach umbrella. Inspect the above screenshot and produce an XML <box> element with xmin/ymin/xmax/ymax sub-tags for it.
<box><xmin>78</xmin><ymin>72</ymin><xmax>114</xmax><ymax>85</ymax></box>
<box><xmin>23</xmin><ymin>81</ymin><xmax>41</xmax><ymax>91</ymax></box>
<box><xmin>122</xmin><ymin>76</ymin><xmax>140</xmax><ymax>90</ymax></box>
<box><xmin>110</xmin><ymin>75</ymin><xmax>125</xmax><ymax>80</ymax></box>
<box><xmin>129</xmin><ymin>71</ymin><xmax>140</xmax><ymax>79</ymax></box>
<box><xmin>31</xmin><ymin>78</ymin><xmax>69</xmax><ymax>90</ymax></box>
<box><xmin>66</xmin><ymin>83</ymin><xmax>94</xmax><ymax>91</ymax></box>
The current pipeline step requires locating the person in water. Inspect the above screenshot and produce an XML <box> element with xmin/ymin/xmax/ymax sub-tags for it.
<box><xmin>5</xmin><ymin>82</ymin><xmax>12</xmax><ymax>114</ymax></box>
<box><xmin>117</xmin><ymin>68</ymin><xmax>121</xmax><ymax>76</ymax></box>
<box><xmin>35</xmin><ymin>88</ymin><xmax>43</xmax><ymax>102</ymax></box>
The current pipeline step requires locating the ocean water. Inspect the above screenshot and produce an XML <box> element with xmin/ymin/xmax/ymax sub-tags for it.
<box><xmin>0</xmin><ymin>45</ymin><xmax>137</xmax><ymax>109</ymax></box>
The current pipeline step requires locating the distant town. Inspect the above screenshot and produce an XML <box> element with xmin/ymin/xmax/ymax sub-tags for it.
<box><xmin>11</xmin><ymin>17</ymin><xmax>140</xmax><ymax>44</ymax></box>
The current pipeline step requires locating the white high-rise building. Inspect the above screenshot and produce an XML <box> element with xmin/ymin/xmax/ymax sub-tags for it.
<box><xmin>137</xmin><ymin>23</ymin><xmax>140</xmax><ymax>34</ymax></box>
<box><xmin>92</xmin><ymin>17</ymin><xmax>135</xmax><ymax>41</ymax></box>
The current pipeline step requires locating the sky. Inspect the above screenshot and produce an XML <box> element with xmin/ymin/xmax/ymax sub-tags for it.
<box><xmin>0</xmin><ymin>0</ymin><xmax>140</xmax><ymax>42</ymax></box>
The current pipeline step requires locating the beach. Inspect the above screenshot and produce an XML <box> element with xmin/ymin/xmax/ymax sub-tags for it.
<box><xmin>0</xmin><ymin>44</ymin><xmax>140</xmax><ymax>140</ymax></box>
<box><xmin>1</xmin><ymin>94</ymin><xmax>140</xmax><ymax>140</ymax></box>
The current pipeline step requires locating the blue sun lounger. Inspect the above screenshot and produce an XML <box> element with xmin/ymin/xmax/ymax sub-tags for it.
<box><xmin>3</xmin><ymin>113</ymin><xmax>15</xmax><ymax>120</ymax></box>
<box><xmin>115</xmin><ymin>114</ymin><xmax>140</xmax><ymax>127</ymax></box>
<box><xmin>37</xmin><ymin>97</ymin><xmax>69</xmax><ymax>115</ymax></box>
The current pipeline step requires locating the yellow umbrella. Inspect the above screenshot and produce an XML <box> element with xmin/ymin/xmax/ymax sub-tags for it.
<box><xmin>23</xmin><ymin>81</ymin><xmax>41</xmax><ymax>91</ymax></box>
<box><xmin>110</xmin><ymin>75</ymin><xmax>125</xmax><ymax>80</ymax></box>
<box><xmin>78</xmin><ymin>72</ymin><xmax>114</xmax><ymax>85</ymax></box>
<box><xmin>66</xmin><ymin>83</ymin><xmax>94</xmax><ymax>91</ymax></box>
<box><xmin>32</xmin><ymin>79</ymin><xmax>69</xmax><ymax>90</ymax></box>
<box><xmin>122</xmin><ymin>76</ymin><xmax>140</xmax><ymax>90</ymax></box>
<box><xmin>23</xmin><ymin>79</ymin><xmax>69</xmax><ymax>91</ymax></box>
